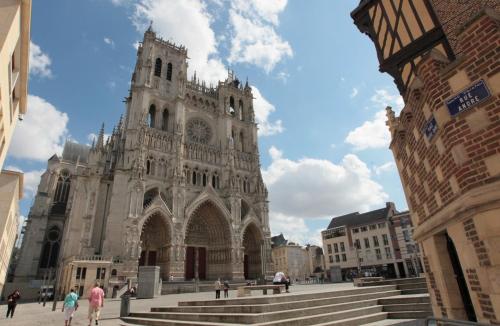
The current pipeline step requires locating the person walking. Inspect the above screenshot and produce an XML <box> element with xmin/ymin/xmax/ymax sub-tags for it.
<box><xmin>214</xmin><ymin>278</ymin><xmax>222</xmax><ymax>299</ymax></box>
<box><xmin>87</xmin><ymin>281</ymin><xmax>105</xmax><ymax>326</ymax></box>
<box><xmin>62</xmin><ymin>288</ymin><xmax>79</xmax><ymax>326</ymax></box>
<box><xmin>5</xmin><ymin>289</ymin><xmax>20</xmax><ymax>318</ymax></box>
<box><xmin>223</xmin><ymin>280</ymin><xmax>230</xmax><ymax>298</ymax></box>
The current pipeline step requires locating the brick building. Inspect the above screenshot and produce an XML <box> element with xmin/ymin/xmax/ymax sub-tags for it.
<box><xmin>352</xmin><ymin>0</ymin><xmax>500</xmax><ymax>323</ymax></box>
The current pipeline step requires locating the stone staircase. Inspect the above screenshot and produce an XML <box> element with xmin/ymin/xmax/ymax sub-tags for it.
<box><xmin>162</xmin><ymin>280</ymin><xmax>249</xmax><ymax>295</ymax></box>
<box><xmin>122</xmin><ymin>279</ymin><xmax>432</xmax><ymax>325</ymax></box>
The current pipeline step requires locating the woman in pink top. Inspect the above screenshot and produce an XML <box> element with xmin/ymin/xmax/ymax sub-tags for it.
<box><xmin>87</xmin><ymin>281</ymin><xmax>104</xmax><ymax>326</ymax></box>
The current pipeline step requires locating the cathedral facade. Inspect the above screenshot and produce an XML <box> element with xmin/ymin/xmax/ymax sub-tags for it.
<box><xmin>12</xmin><ymin>28</ymin><xmax>272</xmax><ymax>297</ymax></box>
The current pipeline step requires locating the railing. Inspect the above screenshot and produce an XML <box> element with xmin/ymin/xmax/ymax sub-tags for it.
<box><xmin>186</xmin><ymin>81</ymin><xmax>219</xmax><ymax>99</ymax></box>
<box><xmin>425</xmin><ymin>318</ymin><xmax>490</xmax><ymax>326</ymax></box>
<box><xmin>69</xmin><ymin>255</ymin><xmax>113</xmax><ymax>262</ymax></box>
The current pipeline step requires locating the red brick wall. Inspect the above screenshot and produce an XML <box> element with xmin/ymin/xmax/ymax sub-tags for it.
<box><xmin>390</xmin><ymin>11</ymin><xmax>500</xmax><ymax>225</ymax></box>
<box><xmin>429</xmin><ymin>0</ymin><xmax>500</xmax><ymax>56</ymax></box>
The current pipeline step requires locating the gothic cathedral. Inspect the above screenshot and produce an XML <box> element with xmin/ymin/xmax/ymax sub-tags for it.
<box><xmin>12</xmin><ymin>28</ymin><xmax>272</xmax><ymax>297</ymax></box>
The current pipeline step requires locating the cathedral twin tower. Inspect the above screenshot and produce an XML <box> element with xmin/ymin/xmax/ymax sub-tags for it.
<box><xmin>12</xmin><ymin>28</ymin><xmax>272</xmax><ymax>296</ymax></box>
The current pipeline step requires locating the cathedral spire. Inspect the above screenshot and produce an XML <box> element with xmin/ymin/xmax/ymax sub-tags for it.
<box><xmin>97</xmin><ymin>123</ymin><xmax>105</xmax><ymax>150</ymax></box>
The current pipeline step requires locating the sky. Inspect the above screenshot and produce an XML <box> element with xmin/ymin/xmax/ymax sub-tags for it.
<box><xmin>6</xmin><ymin>0</ymin><xmax>407</xmax><ymax>246</ymax></box>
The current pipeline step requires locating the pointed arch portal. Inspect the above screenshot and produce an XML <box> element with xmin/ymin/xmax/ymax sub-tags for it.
<box><xmin>139</xmin><ymin>213</ymin><xmax>172</xmax><ymax>279</ymax></box>
<box><xmin>242</xmin><ymin>223</ymin><xmax>263</xmax><ymax>279</ymax></box>
<box><xmin>184</xmin><ymin>201</ymin><xmax>232</xmax><ymax>280</ymax></box>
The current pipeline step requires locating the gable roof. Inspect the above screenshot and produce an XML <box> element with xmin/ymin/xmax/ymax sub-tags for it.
<box><xmin>326</xmin><ymin>205</ymin><xmax>393</xmax><ymax>230</ymax></box>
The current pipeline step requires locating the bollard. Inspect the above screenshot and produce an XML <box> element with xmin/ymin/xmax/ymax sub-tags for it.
<box><xmin>120</xmin><ymin>293</ymin><xmax>131</xmax><ymax>317</ymax></box>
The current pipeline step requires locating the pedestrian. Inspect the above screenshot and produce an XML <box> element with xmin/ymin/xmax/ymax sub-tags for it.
<box><xmin>214</xmin><ymin>278</ymin><xmax>222</xmax><ymax>299</ymax></box>
<box><xmin>6</xmin><ymin>289</ymin><xmax>20</xmax><ymax>318</ymax></box>
<box><xmin>169</xmin><ymin>274</ymin><xmax>174</xmax><ymax>282</ymax></box>
<box><xmin>273</xmin><ymin>271</ymin><xmax>289</xmax><ymax>293</ymax></box>
<box><xmin>62</xmin><ymin>288</ymin><xmax>79</xmax><ymax>326</ymax></box>
<box><xmin>87</xmin><ymin>281</ymin><xmax>105</xmax><ymax>326</ymax></box>
<box><xmin>223</xmin><ymin>280</ymin><xmax>230</xmax><ymax>298</ymax></box>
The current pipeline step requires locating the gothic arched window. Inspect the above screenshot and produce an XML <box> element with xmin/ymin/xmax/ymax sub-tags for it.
<box><xmin>239</xmin><ymin>100</ymin><xmax>244</xmax><ymax>121</ymax></box>
<box><xmin>229</xmin><ymin>96</ymin><xmax>235</xmax><ymax>116</ymax></box>
<box><xmin>202</xmin><ymin>173</ymin><xmax>207</xmax><ymax>187</ymax></box>
<box><xmin>52</xmin><ymin>170</ymin><xmax>70</xmax><ymax>214</ymax></box>
<box><xmin>39</xmin><ymin>226</ymin><xmax>61</xmax><ymax>269</ymax></box>
<box><xmin>162</xmin><ymin>109</ymin><xmax>169</xmax><ymax>131</ymax></box>
<box><xmin>192</xmin><ymin>171</ymin><xmax>197</xmax><ymax>185</ymax></box>
<box><xmin>146</xmin><ymin>160</ymin><xmax>151</xmax><ymax>175</ymax></box>
<box><xmin>154</xmin><ymin>58</ymin><xmax>162</xmax><ymax>77</ymax></box>
<box><xmin>148</xmin><ymin>105</ymin><xmax>156</xmax><ymax>128</ymax></box>
<box><xmin>239</xmin><ymin>132</ymin><xmax>245</xmax><ymax>152</ymax></box>
<box><xmin>166</xmin><ymin>63</ymin><xmax>173</xmax><ymax>81</ymax></box>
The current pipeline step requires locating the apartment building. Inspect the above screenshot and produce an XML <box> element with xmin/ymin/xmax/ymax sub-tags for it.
<box><xmin>322</xmin><ymin>202</ymin><xmax>421</xmax><ymax>280</ymax></box>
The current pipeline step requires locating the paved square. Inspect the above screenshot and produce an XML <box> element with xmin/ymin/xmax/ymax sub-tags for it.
<box><xmin>1</xmin><ymin>283</ymin><xmax>350</xmax><ymax>326</ymax></box>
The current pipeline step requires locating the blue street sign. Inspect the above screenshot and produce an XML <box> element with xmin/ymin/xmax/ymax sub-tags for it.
<box><xmin>446</xmin><ymin>79</ymin><xmax>491</xmax><ymax>117</ymax></box>
<box><xmin>423</xmin><ymin>116</ymin><xmax>438</xmax><ymax>140</ymax></box>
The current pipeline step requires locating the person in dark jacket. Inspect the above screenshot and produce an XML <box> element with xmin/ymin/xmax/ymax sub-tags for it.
<box><xmin>6</xmin><ymin>289</ymin><xmax>21</xmax><ymax>318</ymax></box>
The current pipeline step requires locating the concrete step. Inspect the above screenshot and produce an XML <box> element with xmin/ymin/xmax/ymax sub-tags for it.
<box><xmin>388</xmin><ymin>311</ymin><xmax>433</xmax><ymax>319</ymax></box>
<box><xmin>361</xmin><ymin>318</ymin><xmax>420</xmax><ymax>325</ymax></box>
<box><xmin>178</xmin><ymin>285</ymin><xmax>398</xmax><ymax>306</ymax></box>
<box><xmin>401</xmin><ymin>288</ymin><xmax>428</xmax><ymax>295</ymax></box>
<box><xmin>397</xmin><ymin>283</ymin><xmax>428</xmax><ymax>290</ymax></box>
<box><xmin>382</xmin><ymin>303</ymin><xmax>432</xmax><ymax>312</ymax></box>
<box><xmin>312</xmin><ymin>312</ymin><xmax>389</xmax><ymax>326</ymax></box>
<box><xmin>254</xmin><ymin>306</ymin><xmax>384</xmax><ymax>326</ymax></box>
<box><xmin>361</xmin><ymin>278</ymin><xmax>426</xmax><ymax>287</ymax></box>
<box><xmin>379</xmin><ymin>295</ymin><xmax>430</xmax><ymax>305</ymax></box>
<box><xmin>152</xmin><ymin>289</ymin><xmax>402</xmax><ymax>314</ymax></box>
<box><xmin>133</xmin><ymin>299</ymin><xmax>382</xmax><ymax>324</ymax></box>
<box><xmin>122</xmin><ymin>316</ymin><xmax>242</xmax><ymax>326</ymax></box>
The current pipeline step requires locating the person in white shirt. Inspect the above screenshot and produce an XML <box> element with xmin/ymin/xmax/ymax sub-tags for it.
<box><xmin>272</xmin><ymin>271</ymin><xmax>289</xmax><ymax>292</ymax></box>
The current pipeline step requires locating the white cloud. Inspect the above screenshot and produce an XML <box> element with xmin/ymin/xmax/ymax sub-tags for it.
<box><xmin>263</xmin><ymin>147</ymin><xmax>388</xmax><ymax>218</ymax></box>
<box><xmin>29</xmin><ymin>41</ymin><xmax>52</xmax><ymax>78</ymax></box>
<box><xmin>370</xmin><ymin>89</ymin><xmax>404</xmax><ymax>111</ymax></box>
<box><xmin>374</xmin><ymin>161</ymin><xmax>396</xmax><ymax>175</ymax></box>
<box><xmin>350</xmin><ymin>87</ymin><xmax>359</xmax><ymax>98</ymax></box>
<box><xmin>345</xmin><ymin>88</ymin><xmax>404</xmax><ymax>151</ymax></box>
<box><xmin>251</xmin><ymin>86</ymin><xmax>284</xmax><ymax>136</ymax></box>
<box><xmin>345</xmin><ymin>110</ymin><xmax>390</xmax><ymax>150</ymax></box>
<box><xmin>103</xmin><ymin>37</ymin><xmax>115</xmax><ymax>48</ymax></box>
<box><xmin>132</xmin><ymin>0</ymin><xmax>226</xmax><ymax>84</ymax></box>
<box><xmin>228</xmin><ymin>0</ymin><xmax>292</xmax><ymax>73</ymax></box>
<box><xmin>132</xmin><ymin>41</ymin><xmax>140</xmax><ymax>50</ymax></box>
<box><xmin>5</xmin><ymin>166</ymin><xmax>44</xmax><ymax>198</ymax></box>
<box><xmin>8</xmin><ymin>95</ymin><xmax>69</xmax><ymax>161</ymax></box>
<box><xmin>276</xmin><ymin>71</ymin><xmax>290</xmax><ymax>83</ymax></box>
<box><xmin>269</xmin><ymin>213</ymin><xmax>325</xmax><ymax>246</ymax></box>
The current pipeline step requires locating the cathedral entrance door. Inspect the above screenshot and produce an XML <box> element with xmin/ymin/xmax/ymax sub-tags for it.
<box><xmin>184</xmin><ymin>246</ymin><xmax>207</xmax><ymax>280</ymax></box>
<box><xmin>242</xmin><ymin>223</ymin><xmax>263</xmax><ymax>280</ymax></box>
<box><xmin>185</xmin><ymin>201</ymin><xmax>233</xmax><ymax>280</ymax></box>
<box><xmin>244</xmin><ymin>255</ymin><xmax>249</xmax><ymax>279</ymax></box>
<box><xmin>185</xmin><ymin>247</ymin><xmax>195</xmax><ymax>280</ymax></box>
<box><xmin>140</xmin><ymin>213</ymin><xmax>172</xmax><ymax>279</ymax></box>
